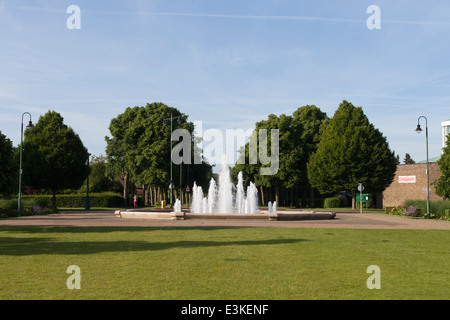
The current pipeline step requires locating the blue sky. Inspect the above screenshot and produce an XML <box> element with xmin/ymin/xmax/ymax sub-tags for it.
<box><xmin>1</xmin><ymin>0</ymin><xmax>450</xmax><ymax>167</ymax></box>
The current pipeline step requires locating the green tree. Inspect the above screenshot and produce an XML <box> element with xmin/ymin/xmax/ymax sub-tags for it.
<box><xmin>78</xmin><ymin>155</ymin><xmax>119</xmax><ymax>193</ymax></box>
<box><xmin>307</xmin><ymin>100</ymin><xmax>397</xmax><ymax>208</ymax></box>
<box><xmin>403</xmin><ymin>153</ymin><xmax>415</xmax><ymax>164</ymax></box>
<box><xmin>253</xmin><ymin>113</ymin><xmax>291</xmax><ymax>204</ymax></box>
<box><xmin>105</xmin><ymin>102</ymin><xmax>211</xmax><ymax>205</ymax></box>
<box><xmin>0</xmin><ymin>130</ymin><xmax>16</xmax><ymax>196</ymax></box>
<box><xmin>232</xmin><ymin>106</ymin><xmax>328</xmax><ymax>207</ymax></box>
<box><xmin>434</xmin><ymin>134</ymin><xmax>450</xmax><ymax>199</ymax></box>
<box><xmin>291</xmin><ymin>105</ymin><xmax>328</xmax><ymax>206</ymax></box>
<box><xmin>22</xmin><ymin>111</ymin><xmax>90</xmax><ymax>208</ymax></box>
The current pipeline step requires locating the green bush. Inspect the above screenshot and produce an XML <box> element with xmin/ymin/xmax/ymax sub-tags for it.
<box><xmin>445</xmin><ymin>209</ymin><xmax>450</xmax><ymax>219</ymax></box>
<box><xmin>324</xmin><ymin>197</ymin><xmax>341</xmax><ymax>208</ymax></box>
<box><xmin>386</xmin><ymin>205</ymin><xmax>424</xmax><ymax>218</ymax></box>
<box><xmin>0</xmin><ymin>199</ymin><xmax>17</xmax><ymax>218</ymax></box>
<box><xmin>389</xmin><ymin>206</ymin><xmax>405</xmax><ymax>216</ymax></box>
<box><xmin>0</xmin><ymin>199</ymin><xmax>17</xmax><ymax>211</ymax></box>
<box><xmin>22</xmin><ymin>192</ymin><xmax>123</xmax><ymax>208</ymax></box>
<box><xmin>1</xmin><ymin>193</ymin><xmax>123</xmax><ymax>218</ymax></box>
<box><xmin>0</xmin><ymin>198</ymin><xmax>53</xmax><ymax>218</ymax></box>
<box><xmin>403</xmin><ymin>199</ymin><xmax>450</xmax><ymax>220</ymax></box>
<box><xmin>385</xmin><ymin>201</ymin><xmax>450</xmax><ymax>220</ymax></box>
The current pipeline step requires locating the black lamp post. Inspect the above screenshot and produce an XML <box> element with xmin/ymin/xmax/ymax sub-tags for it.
<box><xmin>415</xmin><ymin>116</ymin><xmax>430</xmax><ymax>219</ymax></box>
<box><xmin>18</xmin><ymin>112</ymin><xmax>33</xmax><ymax>217</ymax></box>
<box><xmin>85</xmin><ymin>153</ymin><xmax>91</xmax><ymax>210</ymax></box>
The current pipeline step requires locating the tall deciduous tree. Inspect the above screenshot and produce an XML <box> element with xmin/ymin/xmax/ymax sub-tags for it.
<box><xmin>78</xmin><ymin>155</ymin><xmax>119</xmax><ymax>193</ymax></box>
<box><xmin>253</xmin><ymin>113</ymin><xmax>290</xmax><ymax>204</ymax></box>
<box><xmin>0</xmin><ymin>130</ymin><xmax>16</xmax><ymax>196</ymax></box>
<box><xmin>307</xmin><ymin>100</ymin><xmax>397</xmax><ymax>208</ymax></box>
<box><xmin>22</xmin><ymin>111</ymin><xmax>90</xmax><ymax>208</ymax></box>
<box><xmin>232</xmin><ymin>105</ymin><xmax>328</xmax><ymax>207</ymax></box>
<box><xmin>105</xmin><ymin>102</ymin><xmax>212</xmax><ymax>205</ymax></box>
<box><xmin>291</xmin><ymin>105</ymin><xmax>328</xmax><ymax>206</ymax></box>
<box><xmin>434</xmin><ymin>134</ymin><xmax>450</xmax><ymax>199</ymax></box>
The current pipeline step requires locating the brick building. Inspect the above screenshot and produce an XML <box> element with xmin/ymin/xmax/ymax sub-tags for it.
<box><xmin>382</xmin><ymin>162</ymin><xmax>443</xmax><ymax>208</ymax></box>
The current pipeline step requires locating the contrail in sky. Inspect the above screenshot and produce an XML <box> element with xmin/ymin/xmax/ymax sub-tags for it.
<box><xmin>6</xmin><ymin>5</ymin><xmax>450</xmax><ymax>27</ymax></box>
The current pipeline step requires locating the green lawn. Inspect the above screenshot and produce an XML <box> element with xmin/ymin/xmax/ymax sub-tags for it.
<box><xmin>0</xmin><ymin>226</ymin><xmax>448</xmax><ymax>300</ymax></box>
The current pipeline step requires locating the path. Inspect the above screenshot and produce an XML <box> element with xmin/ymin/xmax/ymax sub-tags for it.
<box><xmin>1</xmin><ymin>211</ymin><xmax>450</xmax><ymax>230</ymax></box>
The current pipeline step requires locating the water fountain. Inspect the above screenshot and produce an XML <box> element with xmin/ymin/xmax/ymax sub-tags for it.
<box><xmin>174</xmin><ymin>199</ymin><xmax>182</xmax><ymax>213</ymax></box>
<box><xmin>268</xmin><ymin>201</ymin><xmax>277</xmax><ymax>214</ymax></box>
<box><xmin>115</xmin><ymin>157</ymin><xmax>336</xmax><ymax>221</ymax></box>
<box><xmin>190</xmin><ymin>159</ymin><xmax>259</xmax><ymax>214</ymax></box>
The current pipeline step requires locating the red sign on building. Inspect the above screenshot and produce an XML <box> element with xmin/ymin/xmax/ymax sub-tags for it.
<box><xmin>398</xmin><ymin>176</ymin><xmax>416</xmax><ymax>183</ymax></box>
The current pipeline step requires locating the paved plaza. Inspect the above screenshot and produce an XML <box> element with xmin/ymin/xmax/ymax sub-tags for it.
<box><xmin>1</xmin><ymin>210</ymin><xmax>450</xmax><ymax>230</ymax></box>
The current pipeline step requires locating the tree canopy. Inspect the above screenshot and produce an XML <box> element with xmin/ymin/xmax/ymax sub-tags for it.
<box><xmin>105</xmin><ymin>102</ymin><xmax>212</xmax><ymax>204</ymax></box>
<box><xmin>434</xmin><ymin>134</ymin><xmax>450</xmax><ymax>199</ymax></box>
<box><xmin>232</xmin><ymin>105</ymin><xmax>328</xmax><ymax>206</ymax></box>
<box><xmin>404</xmin><ymin>153</ymin><xmax>415</xmax><ymax>164</ymax></box>
<box><xmin>307</xmin><ymin>100</ymin><xmax>397</xmax><ymax>208</ymax></box>
<box><xmin>0</xmin><ymin>130</ymin><xmax>16</xmax><ymax>196</ymax></box>
<box><xmin>22</xmin><ymin>110</ymin><xmax>90</xmax><ymax>208</ymax></box>
<box><xmin>78</xmin><ymin>155</ymin><xmax>119</xmax><ymax>193</ymax></box>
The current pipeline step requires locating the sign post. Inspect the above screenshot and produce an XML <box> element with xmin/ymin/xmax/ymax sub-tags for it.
<box><xmin>358</xmin><ymin>183</ymin><xmax>364</xmax><ymax>214</ymax></box>
<box><xmin>185</xmin><ymin>186</ymin><xmax>191</xmax><ymax>207</ymax></box>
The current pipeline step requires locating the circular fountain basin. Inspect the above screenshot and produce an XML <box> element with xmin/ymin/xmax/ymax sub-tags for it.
<box><xmin>115</xmin><ymin>209</ymin><xmax>336</xmax><ymax>221</ymax></box>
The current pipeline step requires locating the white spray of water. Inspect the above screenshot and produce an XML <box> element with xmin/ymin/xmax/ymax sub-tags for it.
<box><xmin>174</xmin><ymin>198</ymin><xmax>182</xmax><ymax>212</ymax></box>
<box><xmin>190</xmin><ymin>157</ymin><xmax>259</xmax><ymax>214</ymax></box>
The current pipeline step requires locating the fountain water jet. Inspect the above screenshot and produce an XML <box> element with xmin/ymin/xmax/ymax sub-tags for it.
<box><xmin>190</xmin><ymin>157</ymin><xmax>259</xmax><ymax>214</ymax></box>
<box><xmin>191</xmin><ymin>182</ymin><xmax>204</xmax><ymax>214</ymax></box>
<box><xmin>174</xmin><ymin>199</ymin><xmax>182</xmax><ymax>212</ymax></box>
<box><xmin>207</xmin><ymin>178</ymin><xmax>217</xmax><ymax>213</ymax></box>
<box><xmin>217</xmin><ymin>161</ymin><xmax>234</xmax><ymax>214</ymax></box>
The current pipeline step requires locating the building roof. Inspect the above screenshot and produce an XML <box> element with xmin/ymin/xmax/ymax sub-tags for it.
<box><xmin>417</xmin><ymin>155</ymin><xmax>441</xmax><ymax>163</ymax></box>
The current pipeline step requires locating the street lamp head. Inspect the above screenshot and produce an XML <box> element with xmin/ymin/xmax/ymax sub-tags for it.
<box><xmin>26</xmin><ymin>120</ymin><xmax>33</xmax><ymax>130</ymax></box>
<box><xmin>415</xmin><ymin>124</ymin><xmax>423</xmax><ymax>134</ymax></box>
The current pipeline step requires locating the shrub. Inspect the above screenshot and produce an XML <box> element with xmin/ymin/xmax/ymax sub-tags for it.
<box><xmin>384</xmin><ymin>207</ymin><xmax>393</xmax><ymax>214</ymax></box>
<box><xmin>22</xmin><ymin>192</ymin><xmax>123</xmax><ymax>208</ymax></box>
<box><xmin>388</xmin><ymin>206</ymin><xmax>405</xmax><ymax>216</ymax></box>
<box><xmin>0</xmin><ymin>199</ymin><xmax>18</xmax><ymax>218</ymax></box>
<box><xmin>0</xmin><ymin>197</ymin><xmax>58</xmax><ymax>218</ymax></box>
<box><xmin>445</xmin><ymin>209</ymin><xmax>450</xmax><ymax>219</ymax></box>
<box><xmin>1</xmin><ymin>193</ymin><xmax>123</xmax><ymax>218</ymax></box>
<box><xmin>324</xmin><ymin>197</ymin><xmax>341</xmax><ymax>208</ymax></box>
<box><xmin>35</xmin><ymin>197</ymin><xmax>51</xmax><ymax>208</ymax></box>
<box><xmin>403</xmin><ymin>199</ymin><xmax>450</xmax><ymax>220</ymax></box>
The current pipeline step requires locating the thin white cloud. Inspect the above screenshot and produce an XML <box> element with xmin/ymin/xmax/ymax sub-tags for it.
<box><xmin>6</xmin><ymin>4</ymin><xmax>450</xmax><ymax>27</ymax></box>
<box><xmin>384</xmin><ymin>19</ymin><xmax>450</xmax><ymax>27</ymax></box>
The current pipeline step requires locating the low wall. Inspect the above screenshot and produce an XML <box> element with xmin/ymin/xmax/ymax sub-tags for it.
<box><xmin>115</xmin><ymin>210</ymin><xmax>336</xmax><ymax>221</ymax></box>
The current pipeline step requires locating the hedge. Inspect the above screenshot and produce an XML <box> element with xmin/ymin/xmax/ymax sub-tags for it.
<box><xmin>22</xmin><ymin>193</ymin><xmax>123</xmax><ymax>208</ymax></box>
<box><xmin>324</xmin><ymin>197</ymin><xmax>341</xmax><ymax>208</ymax></box>
<box><xmin>403</xmin><ymin>199</ymin><xmax>450</xmax><ymax>220</ymax></box>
